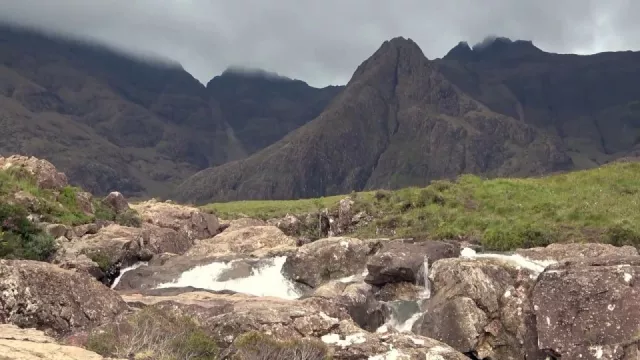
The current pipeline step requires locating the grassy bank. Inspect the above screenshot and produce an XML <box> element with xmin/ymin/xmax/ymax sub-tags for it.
<box><xmin>202</xmin><ymin>161</ymin><xmax>640</xmax><ymax>250</ymax></box>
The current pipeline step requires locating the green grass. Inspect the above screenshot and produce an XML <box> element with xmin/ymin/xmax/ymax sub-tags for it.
<box><xmin>201</xmin><ymin>194</ymin><xmax>367</xmax><ymax>220</ymax></box>
<box><xmin>201</xmin><ymin>162</ymin><xmax>640</xmax><ymax>250</ymax></box>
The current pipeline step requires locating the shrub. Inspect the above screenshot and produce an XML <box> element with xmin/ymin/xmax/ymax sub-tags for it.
<box><xmin>233</xmin><ymin>331</ymin><xmax>330</xmax><ymax>360</ymax></box>
<box><xmin>415</xmin><ymin>188</ymin><xmax>445</xmax><ymax>207</ymax></box>
<box><xmin>0</xmin><ymin>202</ymin><xmax>57</xmax><ymax>261</ymax></box>
<box><xmin>86</xmin><ymin>306</ymin><xmax>218</xmax><ymax>360</ymax></box>
<box><xmin>116</xmin><ymin>209</ymin><xmax>142</xmax><ymax>227</ymax></box>
<box><xmin>374</xmin><ymin>190</ymin><xmax>392</xmax><ymax>202</ymax></box>
<box><xmin>605</xmin><ymin>222</ymin><xmax>640</xmax><ymax>247</ymax></box>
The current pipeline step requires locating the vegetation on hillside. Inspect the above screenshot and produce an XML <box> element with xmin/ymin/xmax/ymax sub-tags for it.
<box><xmin>203</xmin><ymin>162</ymin><xmax>640</xmax><ymax>251</ymax></box>
<box><xmin>0</xmin><ymin>167</ymin><xmax>141</xmax><ymax>261</ymax></box>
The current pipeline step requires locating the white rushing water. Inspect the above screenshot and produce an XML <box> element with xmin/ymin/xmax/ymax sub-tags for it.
<box><xmin>460</xmin><ymin>247</ymin><xmax>556</xmax><ymax>276</ymax></box>
<box><xmin>155</xmin><ymin>256</ymin><xmax>301</xmax><ymax>300</ymax></box>
<box><xmin>420</xmin><ymin>256</ymin><xmax>431</xmax><ymax>299</ymax></box>
<box><xmin>111</xmin><ymin>262</ymin><xmax>148</xmax><ymax>289</ymax></box>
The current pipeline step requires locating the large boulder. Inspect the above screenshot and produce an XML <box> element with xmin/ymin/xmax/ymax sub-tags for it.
<box><xmin>0</xmin><ymin>260</ymin><xmax>128</xmax><ymax>336</ymax></box>
<box><xmin>0</xmin><ymin>155</ymin><xmax>68</xmax><ymax>190</ymax></box>
<box><xmin>0</xmin><ymin>324</ymin><xmax>123</xmax><ymax>360</ymax></box>
<box><xmin>224</xmin><ymin>217</ymin><xmax>267</xmax><ymax>232</ymax></box>
<box><xmin>131</xmin><ymin>199</ymin><xmax>220</xmax><ymax>240</ymax></box>
<box><xmin>185</xmin><ymin>225</ymin><xmax>297</xmax><ymax>258</ymax></box>
<box><xmin>412</xmin><ymin>256</ymin><xmax>544</xmax><ymax>359</ymax></box>
<box><xmin>533</xmin><ymin>256</ymin><xmax>640</xmax><ymax>359</ymax></box>
<box><xmin>282</xmin><ymin>237</ymin><xmax>383</xmax><ymax>289</ymax></box>
<box><xmin>364</xmin><ymin>239</ymin><xmax>460</xmax><ymax>286</ymax></box>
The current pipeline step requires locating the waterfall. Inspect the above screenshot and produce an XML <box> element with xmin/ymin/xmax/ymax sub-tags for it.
<box><xmin>420</xmin><ymin>256</ymin><xmax>431</xmax><ymax>299</ymax></box>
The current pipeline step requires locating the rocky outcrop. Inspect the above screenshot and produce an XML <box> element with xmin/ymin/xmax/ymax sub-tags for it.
<box><xmin>364</xmin><ymin>239</ymin><xmax>460</xmax><ymax>286</ymax></box>
<box><xmin>412</xmin><ymin>256</ymin><xmax>544</xmax><ymax>359</ymax></box>
<box><xmin>185</xmin><ymin>225</ymin><xmax>296</xmax><ymax>258</ymax></box>
<box><xmin>282</xmin><ymin>237</ymin><xmax>383</xmax><ymax>289</ymax></box>
<box><xmin>0</xmin><ymin>155</ymin><xmax>68</xmax><ymax>190</ymax></box>
<box><xmin>533</xmin><ymin>256</ymin><xmax>640</xmax><ymax>359</ymax></box>
<box><xmin>223</xmin><ymin>217</ymin><xmax>267</xmax><ymax>232</ymax></box>
<box><xmin>0</xmin><ymin>260</ymin><xmax>128</xmax><ymax>336</ymax></box>
<box><xmin>131</xmin><ymin>199</ymin><xmax>220</xmax><ymax>240</ymax></box>
<box><xmin>0</xmin><ymin>324</ymin><xmax>123</xmax><ymax>360</ymax></box>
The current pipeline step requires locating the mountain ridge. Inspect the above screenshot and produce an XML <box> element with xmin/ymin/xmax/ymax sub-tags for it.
<box><xmin>173</xmin><ymin>37</ymin><xmax>572</xmax><ymax>203</ymax></box>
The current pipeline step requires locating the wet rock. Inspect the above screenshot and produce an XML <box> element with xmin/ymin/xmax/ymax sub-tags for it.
<box><xmin>516</xmin><ymin>242</ymin><xmax>638</xmax><ymax>261</ymax></box>
<box><xmin>413</xmin><ymin>257</ymin><xmax>542</xmax><ymax>359</ymax></box>
<box><xmin>365</xmin><ymin>239</ymin><xmax>459</xmax><ymax>286</ymax></box>
<box><xmin>0</xmin><ymin>260</ymin><xmax>128</xmax><ymax>336</ymax></box>
<box><xmin>0</xmin><ymin>155</ymin><xmax>68</xmax><ymax>190</ymax></box>
<box><xmin>102</xmin><ymin>191</ymin><xmax>129</xmax><ymax>214</ymax></box>
<box><xmin>0</xmin><ymin>324</ymin><xmax>121</xmax><ymax>360</ymax></box>
<box><xmin>185</xmin><ymin>225</ymin><xmax>296</xmax><ymax>258</ymax></box>
<box><xmin>533</xmin><ymin>256</ymin><xmax>640</xmax><ymax>359</ymax></box>
<box><xmin>282</xmin><ymin>237</ymin><xmax>383</xmax><ymax>288</ymax></box>
<box><xmin>131</xmin><ymin>199</ymin><xmax>220</xmax><ymax>240</ymax></box>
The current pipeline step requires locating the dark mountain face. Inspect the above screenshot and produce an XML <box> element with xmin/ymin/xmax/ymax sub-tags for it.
<box><xmin>437</xmin><ymin>37</ymin><xmax>640</xmax><ymax>169</ymax></box>
<box><xmin>0</xmin><ymin>24</ymin><xmax>338</xmax><ymax>196</ymax></box>
<box><xmin>174</xmin><ymin>37</ymin><xmax>571</xmax><ymax>203</ymax></box>
<box><xmin>207</xmin><ymin>69</ymin><xmax>342</xmax><ymax>154</ymax></box>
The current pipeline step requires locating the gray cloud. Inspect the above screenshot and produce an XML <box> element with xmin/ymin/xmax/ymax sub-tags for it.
<box><xmin>1</xmin><ymin>0</ymin><xmax>638</xmax><ymax>87</ymax></box>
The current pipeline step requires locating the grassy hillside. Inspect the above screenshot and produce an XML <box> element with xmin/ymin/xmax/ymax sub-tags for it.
<box><xmin>203</xmin><ymin>161</ymin><xmax>640</xmax><ymax>250</ymax></box>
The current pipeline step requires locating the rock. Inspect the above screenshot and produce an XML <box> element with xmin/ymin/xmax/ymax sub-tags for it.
<box><xmin>0</xmin><ymin>260</ymin><xmax>128</xmax><ymax>336</ymax></box>
<box><xmin>119</xmin><ymin>291</ymin><xmax>350</xmax><ymax>345</ymax></box>
<box><xmin>44</xmin><ymin>223</ymin><xmax>71</xmax><ymax>239</ymax></box>
<box><xmin>102</xmin><ymin>191</ymin><xmax>129</xmax><ymax>214</ymax></box>
<box><xmin>74</xmin><ymin>191</ymin><xmax>95</xmax><ymax>216</ymax></box>
<box><xmin>10</xmin><ymin>190</ymin><xmax>40</xmax><ymax>211</ymax></box>
<box><xmin>282</xmin><ymin>237</ymin><xmax>382</xmax><ymax>288</ymax></box>
<box><xmin>139</xmin><ymin>223</ymin><xmax>192</xmax><ymax>255</ymax></box>
<box><xmin>54</xmin><ymin>253</ymin><xmax>105</xmax><ymax>280</ymax></box>
<box><xmin>131</xmin><ymin>199</ymin><xmax>220</xmax><ymax>240</ymax></box>
<box><xmin>321</xmin><ymin>321</ymin><xmax>469</xmax><ymax>360</ymax></box>
<box><xmin>312</xmin><ymin>280</ymin><xmax>387</xmax><ymax>332</ymax></box>
<box><xmin>271</xmin><ymin>213</ymin><xmax>302</xmax><ymax>236</ymax></box>
<box><xmin>533</xmin><ymin>256</ymin><xmax>640</xmax><ymax>359</ymax></box>
<box><xmin>185</xmin><ymin>225</ymin><xmax>297</xmax><ymax>258</ymax></box>
<box><xmin>224</xmin><ymin>217</ymin><xmax>267</xmax><ymax>232</ymax></box>
<box><xmin>72</xmin><ymin>223</ymin><xmax>100</xmax><ymax>238</ymax></box>
<box><xmin>365</xmin><ymin>239</ymin><xmax>460</xmax><ymax>286</ymax></box>
<box><xmin>413</xmin><ymin>257</ymin><xmax>542</xmax><ymax>359</ymax></box>
<box><xmin>516</xmin><ymin>242</ymin><xmax>638</xmax><ymax>261</ymax></box>
<box><xmin>375</xmin><ymin>282</ymin><xmax>423</xmax><ymax>302</ymax></box>
<box><xmin>0</xmin><ymin>155</ymin><xmax>68</xmax><ymax>190</ymax></box>
<box><xmin>0</xmin><ymin>324</ymin><xmax>122</xmax><ymax>360</ymax></box>
<box><xmin>330</xmin><ymin>197</ymin><xmax>355</xmax><ymax>236</ymax></box>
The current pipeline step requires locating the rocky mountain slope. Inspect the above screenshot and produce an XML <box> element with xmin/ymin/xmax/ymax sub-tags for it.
<box><xmin>0</xmin><ymin>24</ymin><xmax>338</xmax><ymax>197</ymax></box>
<box><xmin>436</xmin><ymin>37</ymin><xmax>640</xmax><ymax>169</ymax></box>
<box><xmin>175</xmin><ymin>37</ymin><xmax>572</xmax><ymax>203</ymax></box>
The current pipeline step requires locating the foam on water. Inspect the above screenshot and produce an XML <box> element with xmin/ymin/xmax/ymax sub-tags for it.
<box><xmin>155</xmin><ymin>256</ymin><xmax>301</xmax><ymax>299</ymax></box>
<box><xmin>111</xmin><ymin>262</ymin><xmax>148</xmax><ymax>289</ymax></box>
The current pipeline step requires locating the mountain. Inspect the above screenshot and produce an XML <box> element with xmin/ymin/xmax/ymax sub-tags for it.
<box><xmin>0</xmin><ymin>24</ymin><xmax>338</xmax><ymax>197</ymax></box>
<box><xmin>174</xmin><ymin>37</ymin><xmax>572</xmax><ymax>203</ymax></box>
<box><xmin>207</xmin><ymin>68</ymin><xmax>342</xmax><ymax>154</ymax></box>
<box><xmin>436</xmin><ymin>36</ymin><xmax>640</xmax><ymax>169</ymax></box>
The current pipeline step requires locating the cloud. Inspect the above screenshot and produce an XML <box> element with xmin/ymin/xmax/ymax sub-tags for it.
<box><xmin>1</xmin><ymin>0</ymin><xmax>638</xmax><ymax>87</ymax></box>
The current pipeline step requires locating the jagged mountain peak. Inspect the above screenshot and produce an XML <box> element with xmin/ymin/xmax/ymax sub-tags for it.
<box><xmin>444</xmin><ymin>36</ymin><xmax>544</xmax><ymax>62</ymax></box>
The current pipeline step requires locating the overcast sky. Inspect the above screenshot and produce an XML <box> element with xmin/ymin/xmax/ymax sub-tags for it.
<box><xmin>0</xmin><ymin>0</ymin><xmax>637</xmax><ymax>87</ymax></box>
